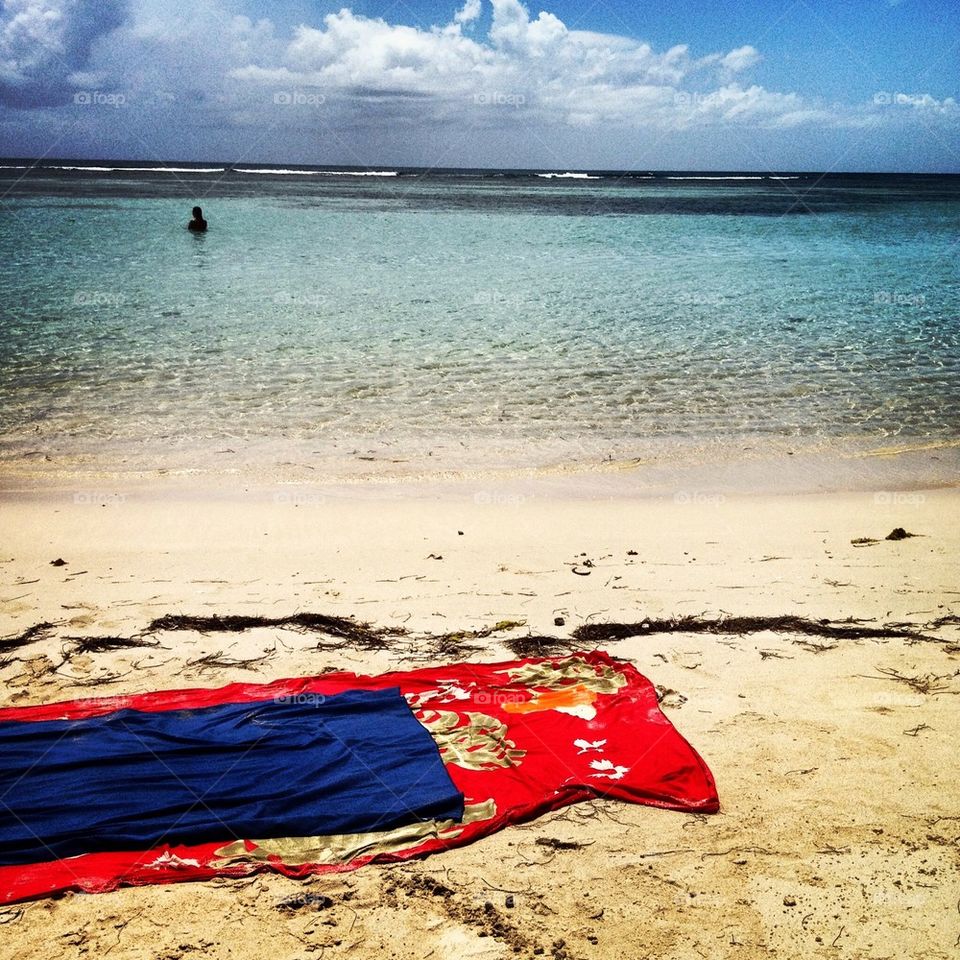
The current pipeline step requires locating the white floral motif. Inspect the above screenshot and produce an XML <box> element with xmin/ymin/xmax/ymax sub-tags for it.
<box><xmin>589</xmin><ymin>758</ymin><xmax>629</xmax><ymax>781</ymax></box>
<box><xmin>574</xmin><ymin>738</ymin><xmax>607</xmax><ymax>754</ymax></box>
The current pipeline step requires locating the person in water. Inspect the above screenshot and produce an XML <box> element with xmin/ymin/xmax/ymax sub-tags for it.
<box><xmin>187</xmin><ymin>206</ymin><xmax>207</xmax><ymax>232</ymax></box>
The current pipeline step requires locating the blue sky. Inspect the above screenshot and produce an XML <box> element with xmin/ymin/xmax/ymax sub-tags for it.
<box><xmin>0</xmin><ymin>0</ymin><xmax>957</xmax><ymax>170</ymax></box>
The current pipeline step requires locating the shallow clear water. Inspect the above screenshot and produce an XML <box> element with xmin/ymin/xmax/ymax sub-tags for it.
<box><xmin>1</xmin><ymin>167</ymin><xmax>958</xmax><ymax>481</ymax></box>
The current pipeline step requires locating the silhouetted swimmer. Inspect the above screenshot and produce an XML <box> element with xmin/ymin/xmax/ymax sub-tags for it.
<box><xmin>187</xmin><ymin>206</ymin><xmax>207</xmax><ymax>232</ymax></box>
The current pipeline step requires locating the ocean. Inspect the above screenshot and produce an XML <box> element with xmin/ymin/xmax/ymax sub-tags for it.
<box><xmin>1</xmin><ymin>162</ymin><xmax>958</xmax><ymax>489</ymax></box>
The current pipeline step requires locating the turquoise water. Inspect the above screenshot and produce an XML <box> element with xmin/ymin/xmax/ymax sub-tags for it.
<box><xmin>1</xmin><ymin>167</ymin><xmax>958</xmax><ymax>481</ymax></box>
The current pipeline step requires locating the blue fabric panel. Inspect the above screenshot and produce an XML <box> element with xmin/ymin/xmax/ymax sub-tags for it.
<box><xmin>0</xmin><ymin>687</ymin><xmax>463</xmax><ymax>865</ymax></box>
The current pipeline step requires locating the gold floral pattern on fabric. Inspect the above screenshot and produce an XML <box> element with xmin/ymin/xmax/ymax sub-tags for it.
<box><xmin>211</xmin><ymin>799</ymin><xmax>496</xmax><ymax>868</ymax></box>
<box><xmin>501</xmin><ymin>656</ymin><xmax>628</xmax><ymax>694</ymax></box>
<box><xmin>498</xmin><ymin>656</ymin><xmax>628</xmax><ymax>719</ymax></box>
<box><xmin>417</xmin><ymin>709</ymin><xmax>526</xmax><ymax>770</ymax></box>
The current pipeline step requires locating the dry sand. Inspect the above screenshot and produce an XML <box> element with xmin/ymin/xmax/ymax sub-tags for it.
<box><xmin>0</xmin><ymin>479</ymin><xmax>958</xmax><ymax>959</ymax></box>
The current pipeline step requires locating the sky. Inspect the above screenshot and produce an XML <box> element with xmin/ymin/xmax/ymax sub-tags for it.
<box><xmin>0</xmin><ymin>0</ymin><xmax>957</xmax><ymax>171</ymax></box>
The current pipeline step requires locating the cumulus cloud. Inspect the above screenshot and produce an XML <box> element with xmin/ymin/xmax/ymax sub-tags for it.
<box><xmin>225</xmin><ymin>0</ymin><xmax>797</xmax><ymax>132</ymax></box>
<box><xmin>0</xmin><ymin>0</ymin><xmax>955</xmax><ymax>167</ymax></box>
<box><xmin>0</xmin><ymin>0</ymin><xmax>128</xmax><ymax>107</ymax></box>
<box><xmin>720</xmin><ymin>45</ymin><xmax>761</xmax><ymax>73</ymax></box>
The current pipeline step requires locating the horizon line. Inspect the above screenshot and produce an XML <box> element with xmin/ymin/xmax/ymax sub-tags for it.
<box><xmin>1</xmin><ymin>156</ymin><xmax>959</xmax><ymax>177</ymax></box>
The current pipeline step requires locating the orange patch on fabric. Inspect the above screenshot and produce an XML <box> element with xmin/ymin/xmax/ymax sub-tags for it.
<box><xmin>502</xmin><ymin>683</ymin><xmax>597</xmax><ymax>715</ymax></box>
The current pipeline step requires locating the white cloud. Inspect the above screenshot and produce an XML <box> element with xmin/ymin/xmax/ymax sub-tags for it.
<box><xmin>0</xmin><ymin>0</ymin><xmax>128</xmax><ymax>106</ymax></box>
<box><xmin>454</xmin><ymin>0</ymin><xmax>482</xmax><ymax>26</ymax></box>
<box><xmin>222</xmin><ymin>1</ymin><xmax>796</xmax><ymax>133</ymax></box>
<box><xmin>720</xmin><ymin>44</ymin><xmax>761</xmax><ymax>74</ymax></box>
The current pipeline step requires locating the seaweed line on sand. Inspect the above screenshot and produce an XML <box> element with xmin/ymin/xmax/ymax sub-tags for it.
<box><xmin>2</xmin><ymin>613</ymin><xmax>955</xmax><ymax>675</ymax></box>
<box><xmin>569</xmin><ymin>615</ymin><xmax>949</xmax><ymax>646</ymax></box>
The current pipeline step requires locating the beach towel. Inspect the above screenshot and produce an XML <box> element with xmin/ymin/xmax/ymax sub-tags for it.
<box><xmin>0</xmin><ymin>651</ymin><xmax>718</xmax><ymax>904</ymax></box>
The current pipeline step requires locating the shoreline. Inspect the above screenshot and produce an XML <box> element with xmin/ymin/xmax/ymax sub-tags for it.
<box><xmin>1</xmin><ymin>436</ymin><xmax>958</xmax><ymax>503</ymax></box>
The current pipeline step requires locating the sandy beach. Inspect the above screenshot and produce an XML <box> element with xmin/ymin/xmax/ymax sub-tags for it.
<box><xmin>1</xmin><ymin>476</ymin><xmax>957</xmax><ymax>959</ymax></box>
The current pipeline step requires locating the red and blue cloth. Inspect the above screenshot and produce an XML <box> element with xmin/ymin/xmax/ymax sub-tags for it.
<box><xmin>0</xmin><ymin>651</ymin><xmax>718</xmax><ymax>904</ymax></box>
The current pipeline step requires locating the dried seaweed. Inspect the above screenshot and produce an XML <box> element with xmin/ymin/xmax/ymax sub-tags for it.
<box><xmin>571</xmin><ymin>615</ymin><xmax>941</xmax><ymax>646</ymax></box>
<box><xmin>0</xmin><ymin>622</ymin><xmax>56</xmax><ymax>652</ymax></box>
<box><xmin>433</xmin><ymin>620</ymin><xmax>527</xmax><ymax>651</ymax></box>
<box><xmin>150</xmin><ymin>611</ymin><xmax>373</xmax><ymax>637</ymax></box>
<box><xmin>63</xmin><ymin>636</ymin><xmax>160</xmax><ymax>654</ymax></box>
<box><xmin>503</xmin><ymin>635</ymin><xmax>576</xmax><ymax>658</ymax></box>
<box><xmin>6</xmin><ymin>610</ymin><xmax>954</xmax><ymax>685</ymax></box>
<box><xmin>147</xmin><ymin>612</ymin><xmax>405</xmax><ymax>651</ymax></box>
<box><xmin>885</xmin><ymin>527</ymin><xmax>917</xmax><ymax>541</ymax></box>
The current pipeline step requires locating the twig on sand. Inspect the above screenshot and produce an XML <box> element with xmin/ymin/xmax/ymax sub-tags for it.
<box><xmin>535</xmin><ymin>837</ymin><xmax>595</xmax><ymax>851</ymax></box>
<box><xmin>61</xmin><ymin>670</ymin><xmax>133</xmax><ymax>687</ymax></box>
<box><xmin>862</xmin><ymin>667</ymin><xmax>954</xmax><ymax>695</ymax></box>
<box><xmin>701</xmin><ymin>846</ymin><xmax>778</xmax><ymax>860</ymax></box>
<box><xmin>186</xmin><ymin>648</ymin><xmax>277</xmax><ymax>673</ymax></box>
<box><xmin>791</xmin><ymin>639</ymin><xmax>838</xmax><ymax>654</ymax></box>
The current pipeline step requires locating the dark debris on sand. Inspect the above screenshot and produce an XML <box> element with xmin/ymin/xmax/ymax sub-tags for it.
<box><xmin>3</xmin><ymin>611</ymin><xmax>955</xmax><ymax>684</ymax></box>
<box><xmin>0</xmin><ymin>621</ymin><xmax>57</xmax><ymax>653</ymax></box>
<box><xmin>571</xmin><ymin>615</ymin><xmax>943</xmax><ymax>646</ymax></box>
<box><xmin>62</xmin><ymin>635</ymin><xmax>161</xmax><ymax>654</ymax></box>
<box><xmin>146</xmin><ymin>612</ymin><xmax>405</xmax><ymax>651</ymax></box>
